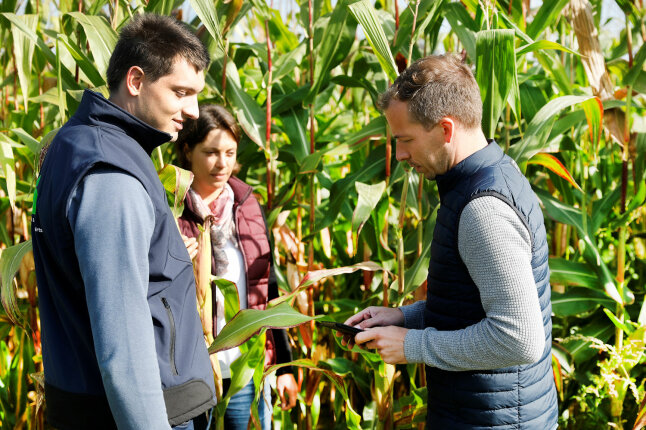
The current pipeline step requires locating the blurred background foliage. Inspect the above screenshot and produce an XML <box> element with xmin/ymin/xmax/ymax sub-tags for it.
<box><xmin>0</xmin><ymin>0</ymin><xmax>645</xmax><ymax>428</ymax></box>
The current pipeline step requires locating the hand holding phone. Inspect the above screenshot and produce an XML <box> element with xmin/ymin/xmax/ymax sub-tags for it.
<box><xmin>316</xmin><ymin>320</ymin><xmax>363</xmax><ymax>336</ymax></box>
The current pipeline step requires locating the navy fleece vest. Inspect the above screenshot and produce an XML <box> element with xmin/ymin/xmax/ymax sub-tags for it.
<box><xmin>32</xmin><ymin>90</ymin><xmax>215</xmax><ymax>428</ymax></box>
<box><xmin>424</xmin><ymin>142</ymin><xmax>557</xmax><ymax>429</ymax></box>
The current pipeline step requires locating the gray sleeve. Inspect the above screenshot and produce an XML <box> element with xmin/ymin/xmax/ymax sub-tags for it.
<box><xmin>399</xmin><ymin>300</ymin><xmax>428</xmax><ymax>329</ymax></box>
<box><xmin>403</xmin><ymin>196</ymin><xmax>544</xmax><ymax>371</ymax></box>
<box><xmin>68</xmin><ymin>167</ymin><xmax>172</xmax><ymax>430</ymax></box>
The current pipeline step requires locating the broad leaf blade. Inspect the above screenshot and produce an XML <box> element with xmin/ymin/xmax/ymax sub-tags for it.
<box><xmin>209</xmin><ymin>301</ymin><xmax>315</xmax><ymax>353</ymax></box>
<box><xmin>475</xmin><ymin>29</ymin><xmax>518</xmax><ymax>139</ymax></box>
<box><xmin>0</xmin><ymin>134</ymin><xmax>17</xmax><ymax>209</ymax></box>
<box><xmin>158</xmin><ymin>164</ymin><xmax>193</xmax><ymax>219</ymax></box>
<box><xmin>0</xmin><ymin>240</ymin><xmax>32</xmax><ymax>325</ymax></box>
<box><xmin>65</xmin><ymin>12</ymin><xmax>118</xmax><ymax>77</ymax></box>
<box><xmin>527</xmin><ymin>153</ymin><xmax>581</xmax><ymax>191</ymax></box>
<box><xmin>352</xmin><ymin>181</ymin><xmax>386</xmax><ymax>236</ymax></box>
<box><xmin>552</xmin><ymin>287</ymin><xmax>615</xmax><ymax>316</ymax></box>
<box><xmin>189</xmin><ymin>0</ymin><xmax>225</xmax><ymax>53</ymax></box>
<box><xmin>10</xmin><ymin>14</ymin><xmax>38</xmax><ymax>110</ymax></box>
<box><xmin>348</xmin><ymin>0</ymin><xmax>398</xmax><ymax>82</ymax></box>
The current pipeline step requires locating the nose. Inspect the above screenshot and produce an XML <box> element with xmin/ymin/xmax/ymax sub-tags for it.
<box><xmin>395</xmin><ymin>144</ymin><xmax>410</xmax><ymax>162</ymax></box>
<box><xmin>215</xmin><ymin>155</ymin><xmax>227</xmax><ymax>168</ymax></box>
<box><xmin>183</xmin><ymin>94</ymin><xmax>199</xmax><ymax>120</ymax></box>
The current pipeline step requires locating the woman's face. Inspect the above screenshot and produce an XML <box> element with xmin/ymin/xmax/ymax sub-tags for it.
<box><xmin>186</xmin><ymin>128</ymin><xmax>237</xmax><ymax>199</ymax></box>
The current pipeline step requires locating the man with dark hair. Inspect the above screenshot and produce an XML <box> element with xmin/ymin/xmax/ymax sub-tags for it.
<box><xmin>32</xmin><ymin>14</ymin><xmax>214</xmax><ymax>429</ymax></box>
<box><xmin>344</xmin><ymin>54</ymin><xmax>558</xmax><ymax>429</ymax></box>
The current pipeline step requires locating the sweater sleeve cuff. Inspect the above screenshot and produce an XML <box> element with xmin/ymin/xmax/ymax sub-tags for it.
<box><xmin>404</xmin><ymin>329</ymin><xmax>426</xmax><ymax>363</ymax></box>
<box><xmin>400</xmin><ymin>301</ymin><xmax>426</xmax><ymax>329</ymax></box>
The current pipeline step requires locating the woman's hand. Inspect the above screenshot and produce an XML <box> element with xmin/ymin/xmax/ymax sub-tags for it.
<box><xmin>182</xmin><ymin>235</ymin><xmax>198</xmax><ymax>260</ymax></box>
<box><xmin>276</xmin><ymin>373</ymin><xmax>298</xmax><ymax>410</ymax></box>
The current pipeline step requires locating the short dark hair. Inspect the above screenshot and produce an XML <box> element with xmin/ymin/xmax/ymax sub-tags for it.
<box><xmin>378</xmin><ymin>54</ymin><xmax>482</xmax><ymax>130</ymax></box>
<box><xmin>175</xmin><ymin>104</ymin><xmax>241</xmax><ymax>169</ymax></box>
<box><xmin>106</xmin><ymin>14</ymin><xmax>210</xmax><ymax>92</ymax></box>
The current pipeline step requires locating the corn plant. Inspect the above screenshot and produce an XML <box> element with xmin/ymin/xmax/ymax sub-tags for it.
<box><xmin>1</xmin><ymin>0</ymin><xmax>646</xmax><ymax>429</ymax></box>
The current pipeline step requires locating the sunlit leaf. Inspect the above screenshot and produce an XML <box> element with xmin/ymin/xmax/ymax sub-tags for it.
<box><xmin>581</xmin><ymin>96</ymin><xmax>603</xmax><ymax>149</ymax></box>
<box><xmin>623</xmin><ymin>35</ymin><xmax>646</xmax><ymax>87</ymax></box>
<box><xmin>352</xmin><ymin>181</ymin><xmax>386</xmax><ymax>238</ymax></box>
<box><xmin>508</xmin><ymin>95</ymin><xmax>596</xmax><ymax>165</ymax></box>
<box><xmin>158</xmin><ymin>164</ymin><xmax>193</xmax><ymax>219</ymax></box>
<box><xmin>549</xmin><ymin>258</ymin><xmax>600</xmax><ymax>289</ymax></box>
<box><xmin>189</xmin><ymin>0</ymin><xmax>225</xmax><ymax>53</ymax></box>
<box><xmin>0</xmin><ymin>134</ymin><xmax>17</xmax><ymax>210</ymax></box>
<box><xmin>209</xmin><ymin>300</ymin><xmax>315</xmax><ymax>353</ymax></box>
<box><xmin>348</xmin><ymin>0</ymin><xmax>398</xmax><ymax>82</ymax></box>
<box><xmin>65</xmin><ymin>12</ymin><xmax>117</xmax><ymax>77</ymax></box>
<box><xmin>324</xmin><ymin>116</ymin><xmax>386</xmax><ymax>157</ymax></box>
<box><xmin>224</xmin><ymin>61</ymin><xmax>266</xmax><ymax>150</ymax></box>
<box><xmin>516</xmin><ymin>40</ymin><xmax>580</xmax><ymax>57</ymax></box>
<box><xmin>0</xmin><ymin>240</ymin><xmax>32</xmax><ymax>326</ymax></box>
<box><xmin>527</xmin><ymin>153</ymin><xmax>581</xmax><ymax>191</ymax></box>
<box><xmin>57</xmin><ymin>33</ymin><xmax>105</xmax><ymax>87</ymax></box>
<box><xmin>526</xmin><ymin>0</ymin><xmax>570</xmax><ymax>40</ymax></box>
<box><xmin>476</xmin><ymin>29</ymin><xmax>518</xmax><ymax>139</ymax></box>
<box><xmin>310</xmin><ymin>0</ymin><xmax>356</xmax><ymax>98</ymax></box>
<box><xmin>552</xmin><ymin>287</ymin><xmax>615</xmax><ymax>316</ymax></box>
<box><xmin>10</xmin><ymin>14</ymin><xmax>38</xmax><ymax>110</ymax></box>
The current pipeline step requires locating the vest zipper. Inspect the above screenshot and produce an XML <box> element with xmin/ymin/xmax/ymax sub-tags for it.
<box><xmin>161</xmin><ymin>297</ymin><xmax>179</xmax><ymax>376</ymax></box>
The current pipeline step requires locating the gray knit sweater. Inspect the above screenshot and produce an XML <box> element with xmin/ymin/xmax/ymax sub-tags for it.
<box><xmin>401</xmin><ymin>196</ymin><xmax>545</xmax><ymax>371</ymax></box>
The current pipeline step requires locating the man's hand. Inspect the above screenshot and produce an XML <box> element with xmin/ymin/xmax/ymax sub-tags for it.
<box><xmin>355</xmin><ymin>326</ymin><xmax>409</xmax><ymax>364</ymax></box>
<box><xmin>339</xmin><ymin>306</ymin><xmax>405</xmax><ymax>348</ymax></box>
<box><xmin>182</xmin><ymin>235</ymin><xmax>198</xmax><ymax>260</ymax></box>
<box><xmin>276</xmin><ymin>373</ymin><xmax>298</xmax><ymax>410</ymax></box>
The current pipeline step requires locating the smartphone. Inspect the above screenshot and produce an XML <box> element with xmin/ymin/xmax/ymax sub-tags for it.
<box><xmin>317</xmin><ymin>320</ymin><xmax>363</xmax><ymax>336</ymax></box>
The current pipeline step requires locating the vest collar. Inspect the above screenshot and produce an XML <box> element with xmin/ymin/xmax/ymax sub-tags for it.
<box><xmin>74</xmin><ymin>89</ymin><xmax>171</xmax><ymax>155</ymax></box>
<box><xmin>435</xmin><ymin>140</ymin><xmax>503</xmax><ymax>197</ymax></box>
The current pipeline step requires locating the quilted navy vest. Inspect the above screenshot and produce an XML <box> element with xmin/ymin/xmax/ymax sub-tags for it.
<box><xmin>424</xmin><ymin>141</ymin><xmax>558</xmax><ymax>429</ymax></box>
<box><xmin>32</xmin><ymin>90</ymin><xmax>215</xmax><ymax>428</ymax></box>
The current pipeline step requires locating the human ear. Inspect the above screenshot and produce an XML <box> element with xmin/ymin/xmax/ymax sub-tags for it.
<box><xmin>438</xmin><ymin>118</ymin><xmax>455</xmax><ymax>143</ymax></box>
<box><xmin>124</xmin><ymin>66</ymin><xmax>145</xmax><ymax>96</ymax></box>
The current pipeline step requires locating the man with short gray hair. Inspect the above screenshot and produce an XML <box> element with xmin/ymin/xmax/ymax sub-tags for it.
<box><xmin>344</xmin><ymin>54</ymin><xmax>558</xmax><ymax>429</ymax></box>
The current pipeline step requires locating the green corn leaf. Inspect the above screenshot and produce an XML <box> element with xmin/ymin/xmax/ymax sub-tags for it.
<box><xmin>189</xmin><ymin>0</ymin><xmax>225</xmax><ymax>54</ymax></box>
<box><xmin>0</xmin><ymin>240</ymin><xmax>32</xmax><ymax>326</ymax></box>
<box><xmin>348</xmin><ymin>0</ymin><xmax>398</xmax><ymax>82</ymax></box>
<box><xmin>324</xmin><ymin>116</ymin><xmax>386</xmax><ymax>157</ymax></box>
<box><xmin>10</xmin><ymin>128</ymin><xmax>41</xmax><ymax>157</ymax></box>
<box><xmin>2</xmin><ymin>13</ymin><xmax>77</xmax><ymax>89</ymax></box>
<box><xmin>443</xmin><ymin>4</ymin><xmax>476</xmax><ymax>61</ymax></box>
<box><xmin>552</xmin><ymin>287</ymin><xmax>615</xmax><ymax>317</ymax></box>
<box><xmin>271</xmin><ymin>42</ymin><xmax>306</xmax><ymax>83</ymax></box>
<box><xmin>57</xmin><ymin>33</ymin><xmax>105</xmax><ymax>87</ymax></box>
<box><xmin>526</xmin><ymin>0</ymin><xmax>570</xmax><ymax>40</ymax></box>
<box><xmin>603</xmin><ymin>308</ymin><xmax>634</xmax><ymax>335</ymax></box>
<box><xmin>298</xmin><ymin>151</ymin><xmax>323</xmax><ymax>175</ymax></box>
<box><xmin>222</xmin><ymin>332</ymin><xmax>265</xmax><ymax>405</ymax></box>
<box><xmin>145</xmin><ymin>0</ymin><xmax>183</xmax><ymax>15</ymax></box>
<box><xmin>0</xmin><ymin>134</ymin><xmax>16</xmax><ymax>210</ymax></box>
<box><xmin>549</xmin><ymin>258</ymin><xmax>600</xmax><ymax>289</ymax></box>
<box><xmin>213</xmin><ymin>278</ymin><xmax>240</xmax><ymax>324</ymax></box>
<box><xmin>508</xmin><ymin>95</ymin><xmax>596</xmax><ymax>165</ymax></box>
<box><xmin>562</xmin><ymin>318</ymin><xmax>613</xmax><ymax>364</ymax></box>
<box><xmin>281</xmin><ymin>109</ymin><xmax>309</xmax><ymax>163</ymax></box>
<box><xmin>158</xmin><ymin>164</ymin><xmax>193</xmax><ymax>219</ymax></box>
<box><xmin>352</xmin><ymin>181</ymin><xmax>386</xmax><ymax>238</ymax></box>
<box><xmin>516</xmin><ymin>40</ymin><xmax>580</xmax><ymax>57</ymax></box>
<box><xmin>535</xmin><ymin>188</ymin><xmax>621</xmax><ymax>304</ymax></box>
<box><xmin>10</xmin><ymin>14</ymin><xmax>38</xmax><ymax>111</ymax></box>
<box><xmin>624</xmin><ymin>41</ymin><xmax>646</xmax><ymax>87</ymax></box>
<box><xmin>476</xmin><ymin>29</ymin><xmax>518</xmax><ymax>139</ymax></box>
<box><xmin>224</xmin><ymin>61</ymin><xmax>266</xmax><ymax>151</ymax></box>
<box><xmin>65</xmin><ymin>12</ymin><xmax>117</xmax><ymax>78</ymax></box>
<box><xmin>209</xmin><ymin>300</ymin><xmax>316</xmax><ymax>353</ymax></box>
<box><xmin>262</xmin><ymin>358</ymin><xmax>361</xmax><ymax>429</ymax></box>
<box><xmin>310</xmin><ymin>0</ymin><xmax>356</xmax><ymax>98</ymax></box>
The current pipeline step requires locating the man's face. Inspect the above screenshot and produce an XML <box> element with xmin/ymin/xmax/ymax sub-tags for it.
<box><xmin>384</xmin><ymin>100</ymin><xmax>451</xmax><ymax>180</ymax></box>
<box><xmin>132</xmin><ymin>57</ymin><xmax>205</xmax><ymax>141</ymax></box>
